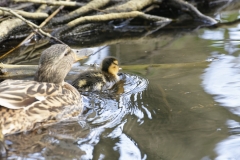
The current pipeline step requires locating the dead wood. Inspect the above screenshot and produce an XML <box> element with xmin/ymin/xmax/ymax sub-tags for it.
<box><xmin>0</xmin><ymin>0</ymin><xmax>219</xmax><ymax>45</ymax></box>
<box><xmin>51</xmin><ymin>0</ymin><xmax>111</xmax><ymax>24</ymax></box>
<box><xmin>104</xmin><ymin>0</ymin><xmax>153</xmax><ymax>13</ymax></box>
<box><xmin>54</xmin><ymin>11</ymin><xmax>171</xmax><ymax>38</ymax></box>
<box><xmin>0</xmin><ymin>0</ymin><xmax>231</xmax><ymax>64</ymax></box>
<box><xmin>13</xmin><ymin>0</ymin><xmax>84</xmax><ymax>7</ymax></box>
<box><xmin>0</xmin><ymin>7</ymin><xmax>52</xmax><ymax>38</ymax></box>
<box><xmin>164</xmin><ymin>0</ymin><xmax>217</xmax><ymax>24</ymax></box>
<box><xmin>0</xmin><ymin>9</ymin><xmax>48</xmax><ymax>19</ymax></box>
<box><xmin>0</xmin><ymin>18</ymin><xmax>29</xmax><ymax>43</ymax></box>
<box><xmin>0</xmin><ymin>3</ymin><xmax>67</xmax><ymax>59</ymax></box>
<box><xmin>36</xmin><ymin>4</ymin><xmax>53</xmax><ymax>13</ymax></box>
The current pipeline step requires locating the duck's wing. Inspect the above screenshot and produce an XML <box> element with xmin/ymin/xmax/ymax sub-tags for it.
<box><xmin>0</xmin><ymin>80</ymin><xmax>62</xmax><ymax>109</ymax></box>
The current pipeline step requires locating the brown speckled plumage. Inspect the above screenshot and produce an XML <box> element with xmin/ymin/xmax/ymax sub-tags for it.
<box><xmin>0</xmin><ymin>44</ymin><xmax>83</xmax><ymax>155</ymax></box>
<box><xmin>0</xmin><ymin>80</ymin><xmax>81</xmax><ymax>135</ymax></box>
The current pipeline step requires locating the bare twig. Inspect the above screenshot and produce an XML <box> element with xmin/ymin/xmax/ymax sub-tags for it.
<box><xmin>54</xmin><ymin>10</ymin><xmax>171</xmax><ymax>38</ymax></box>
<box><xmin>0</xmin><ymin>7</ymin><xmax>52</xmax><ymax>38</ymax></box>
<box><xmin>166</xmin><ymin>0</ymin><xmax>217</xmax><ymax>24</ymax></box>
<box><xmin>51</xmin><ymin>0</ymin><xmax>110</xmax><ymax>24</ymax></box>
<box><xmin>13</xmin><ymin>0</ymin><xmax>84</xmax><ymax>7</ymax></box>
<box><xmin>0</xmin><ymin>63</ymin><xmax>38</xmax><ymax>69</ymax></box>
<box><xmin>0</xmin><ymin>5</ymin><xmax>65</xmax><ymax>59</ymax></box>
<box><xmin>38</xmin><ymin>5</ymin><xmax>65</xmax><ymax>29</ymax></box>
<box><xmin>0</xmin><ymin>63</ymin><xmax>38</xmax><ymax>77</ymax></box>
<box><xmin>0</xmin><ymin>18</ymin><xmax>27</xmax><ymax>43</ymax></box>
<box><xmin>105</xmin><ymin>0</ymin><xmax>153</xmax><ymax>12</ymax></box>
<box><xmin>66</xmin><ymin>11</ymin><xmax>171</xmax><ymax>30</ymax></box>
<box><xmin>12</xmin><ymin>2</ymin><xmax>34</xmax><ymax>10</ymax></box>
<box><xmin>0</xmin><ymin>9</ymin><xmax>48</xmax><ymax>19</ymax></box>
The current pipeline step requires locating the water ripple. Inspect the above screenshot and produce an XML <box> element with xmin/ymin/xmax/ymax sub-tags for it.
<box><xmin>5</xmin><ymin>73</ymin><xmax>149</xmax><ymax>160</ymax></box>
<box><xmin>76</xmin><ymin>73</ymin><xmax>149</xmax><ymax>159</ymax></box>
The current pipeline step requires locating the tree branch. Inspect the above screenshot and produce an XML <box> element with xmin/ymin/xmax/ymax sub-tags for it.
<box><xmin>0</xmin><ymin>7</ymin><xmax>52</xmax><ymax>38</ymax></box>
<box><xmin>0</xmin><ymin>9</ymin><xmax>48</xmax><ymax>19</ymax></box>
<box><xmin>0</xmin><ymin>5</ymin><xmax>65</xmax><ymax>59</ymax></box>
<box><xmin>0</xmin><ymin>18</ymin><xmax>27</xmax><ymax>43</ymax></box>
<box><xmin>105</xmin><ymin>0</ymin><xmax>153</xmax><ymax>13</ymax></box>
<box><xmin>13</xmin><ymin>0</ymin><xmax>84</xmax><ymax>7</ymax></box>
<box><xmin>51</xmin><ymin>0</ymin><xmax>111</xmax><ymax>24</ymax></box>
<box><xmin>166</xmin><ymin>0</ymin><xmax>217</xmax><ymax>25</ymax></box>
<box><xmin>55</xmin><ymin>11</ymin><xmax>172</xmax><ymax>37</ymax></box>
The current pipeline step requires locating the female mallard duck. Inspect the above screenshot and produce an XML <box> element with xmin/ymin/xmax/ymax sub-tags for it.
<box><xmin>0</xmin><ymin>44</ymin><xmax>83</xmax><ymax>156</ymax></box>
<box><xmin>72</xmin><ymin>57</ymin><xmax>120</xmax><ymax>92</ymax></box>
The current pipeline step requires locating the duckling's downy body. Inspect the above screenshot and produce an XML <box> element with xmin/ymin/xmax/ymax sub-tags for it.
<box><xmin>0</xmin><ymin>44</ymin><xmax>83</xmax><ymax>156</ymax></box>
<box><xmin>72</xmin><ymin>57</ymin><xmax>120</xmax><ymax>92</ymax></box>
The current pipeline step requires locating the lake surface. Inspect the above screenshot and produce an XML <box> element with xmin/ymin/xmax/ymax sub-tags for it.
<box><xmin>2</xmin><ymin>5</ymin><xmax>240</xmax><ymax>160</ymax></box>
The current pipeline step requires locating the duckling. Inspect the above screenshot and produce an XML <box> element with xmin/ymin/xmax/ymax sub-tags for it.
<box><xmin>72</xmin><ymin>57</ymin><xmax>120</xmax><ymax>92</ymax></box>
<box><xmin>0</xmin><ymin>44</ymin><xmax>83</xmax><ymax>156</ymax></box>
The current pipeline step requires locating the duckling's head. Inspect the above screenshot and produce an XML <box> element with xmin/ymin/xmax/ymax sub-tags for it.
<box><xmin>101</xmin><ymin>57</ymin><xmax>119</xmax><ymax>77</ymax></box>
<box><xmin>34</xmin><ymin>44</ymin><xmax>78</xmax><ymax>84</ymax></box>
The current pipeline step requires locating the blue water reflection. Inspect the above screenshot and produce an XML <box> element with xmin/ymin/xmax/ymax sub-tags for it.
<box><xmin>200</xmin><ymin>25</ymin><xmax>240</xmax><ymax>54</ymax></box>
<box><xmin>215</xmin><ymin>120</ymin><xmax>240</xmax><ymax>160</ymax></box>
<box><xmin>201</xmin><ymin>17</ymin><xmax>240</xmax><ymax>159</ymax></box>
<box><xmin>200</xmin><ymin>30</ymin><xmax>224</xmax><ymax>40</ymax></box>
<box><xmin>113</xmin><ymin>134</ymin><xmax>143</xmax><ymax>160</ymax></box>
<box><xmin>202</xmin><ymin>54</ymin><xmax>240</xmax><ymax>115</ymax></box>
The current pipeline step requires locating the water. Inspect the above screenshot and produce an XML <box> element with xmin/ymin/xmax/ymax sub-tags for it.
<box><xmin>2</xmin><ymin>5</ymin><xmax>240</xmax><ymax>160</ymax></box>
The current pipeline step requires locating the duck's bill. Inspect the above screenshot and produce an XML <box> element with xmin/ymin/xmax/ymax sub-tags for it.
<box><xmin>74</xmin><ymin>55</ymin><xmax>87</xmax><ymax>62</ymax></box>
<box><xmin>72</xmin><ymin>48</ymin><xmax>93</xmax><ymax>62</ymax></box>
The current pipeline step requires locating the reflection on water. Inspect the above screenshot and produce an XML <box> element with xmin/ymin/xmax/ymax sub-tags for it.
<box><xmin>76</xmin><ymin>74</ymin><xmax>148</xmax><ymax>160</ymax></box>
<box><xmin>215</xmin><ymin>120</ymin><xmax>240</xmax><ymax>160</ymax></box>
<box><xmin>202</xmin><ymin>54</ymin><xmax>240</xmax><ymax>159</ymax></box>
<box><xmin>200</xmin><ymin>20</ymin><xmax>240</xmax><ymax>55</ymax></box>
<box><xmin>113</xmin><ymin>134</ymin><xmax>144</xmax><ymax>160</ymax></box>
<box><xmin>202</xmin><ymin>54</ymin><xmax>240</xmax><ymax>115</ymax></box>
<box><xmin>201</xmin><ymin>8</ymin><xmax>240</xmax><ymax>159</ymax></box>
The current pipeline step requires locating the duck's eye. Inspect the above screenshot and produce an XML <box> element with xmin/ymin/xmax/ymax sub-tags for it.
<box><xmin>64</xmin><ymin>52</ymin><xmax>70</xmax><ymax>56</ymax></box>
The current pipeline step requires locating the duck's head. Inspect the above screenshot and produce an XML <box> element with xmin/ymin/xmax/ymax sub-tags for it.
<box><xmin>101</xmin><ymin>57</ymin><xmax>119</xmax><ymax>77</ymax></box>
<box><xmin>34</xmin><ymin>44</ymin><xmax>79</xmax><ymax>84</ymax></box>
